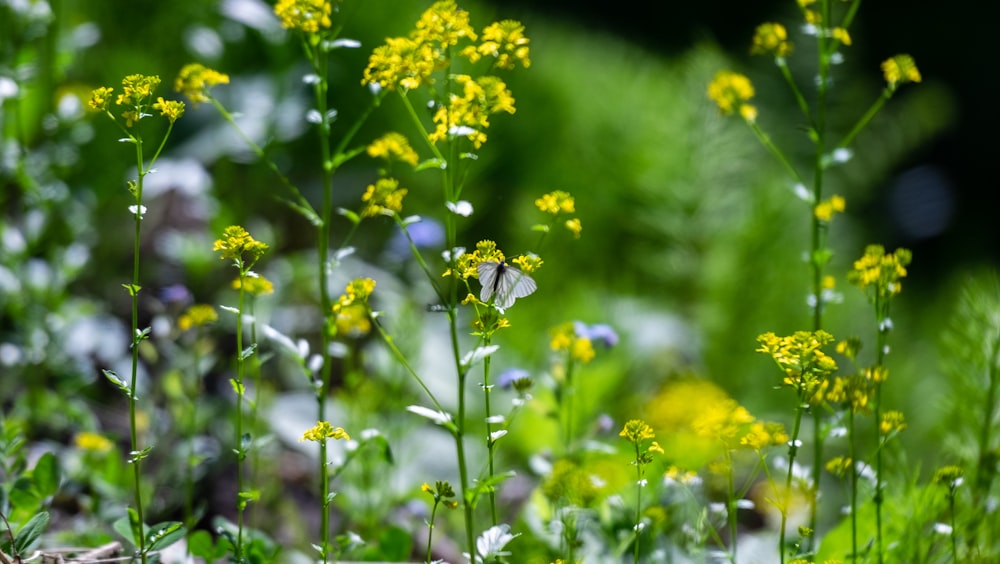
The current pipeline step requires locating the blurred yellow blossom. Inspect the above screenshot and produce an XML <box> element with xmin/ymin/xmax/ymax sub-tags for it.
<box><xmin>814</xmin><ymin>195</ymin><xmax>845</xmax><ymax>222</ymax></box>
<box><xmin>75</xmin><ymin>431</ymin><xmax>114</xmax><ymax>454</ymax></box>
<box><xmin>882</xmin><ymin>54</ymin><xmax>921</xmax><ymax>88</ymax></box>
<box><xmin>178</xmin><ymin>304</ymin><xmax>219</xmax><ymax>331</ymax></box>
<box><xmin>367</xmin><ymin>132</ymin><xmax>419</xmax><ymax>166</ymax></box>
<box><xmin>462</xmin><ymin>19</ymin><xmax>531</xmax><ymax>69</ymax></box>
<box><xmin>707</xmin><ymin>71</ymin><xmax>756</xmax><ymax>122</ymax></box>
<box><xmin>361</xmin><ymin>177</ymin><xmax>408</xmax><ymax>217</ymax></box>
<box><xmin>232</xmin><ymin>275</ymin><xmax>274</xmax><ymax>296</ymax></box>
<box><xmin>300</xmin><ymin>421</ymin><xmax>349</xmax><ymax>442</ymax></box>
<box><xmin>274</xmin><ymin>0</ymin><xmax>333</xmax><ymax>33</ymax></box>
<box><xmin>175</xmin><ymin>63</ymin><xmax>230</xmax><ymax>106</ymax></box>
<box><xmin>847</xmin><ymin>245</ymin><xmax>912</xmax><ymax>297</ymax></box>
<box><xmin>751</xmin><ymin>22</ymin><xmax>792</xmax><ymax>57</ymax></box>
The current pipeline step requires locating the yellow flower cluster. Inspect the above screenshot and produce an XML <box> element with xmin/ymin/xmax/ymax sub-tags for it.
<box><xmin>847</xmin><ymin>244</ymin><xmax>912</xmax><ymax>297</ymax></box>
<box><xmin>74</xmin><ymin>431</ymin><xmax>114</xmax><ymax>454</ymax></box>
<box><xmin>421</xmin><ymin>481</ymin><xmax>459</xmax><ymax>509</ymax></box>
<box><xmin>879</xmin><ymin>410</ymin><xmax>906</xmax><ymax>435</ymax></box>
<box><xmin>707</xmin><ymin>71</ymin><xmax>757</xmax><ymax>122</ymax></box>
<box><xmin>366</xmin><ymin>132</ymin><xmax>419</xmax><ymax>167</ymax></box>
<box><xmin>881</xmin><ymin>54</ymin><xmax>921</xmax><ymax>89</ymax></box>
<box><xmin>175</xmin><ymin>63</ymin><xmax>230</xmax><ymax>106</ymax></box>
<box><xmin>232</xmin><ymin>275</ymin><xmax>275</xmax><ymax>296</ymax></box>
<box><xmin>814</xmin><ymin>194</ymin><xmax>845</xmax><ymax>222</ymax></box>
<box><xmin>620</xmin><ymin>419</ymin><xmax>664</xmax><ymax>465</ymax></box>
<box><xmin>178</xmin><ymin>304</ymin><xmax>219</xmax><ymax>331</ymax></box>
<box><xmin>361</xmin><ymin>1</ymin><xmax>529</xmax><ymax>92</ymax></box>
<box><xmin>274</xmin><ymin>0</ymin><xmax>332</xmax><ymax>33</ymax></box>
<box><xmin>932</xmin><ymin>465</ymin><xmax>964</xmax><ymax>489</ymax></box>
<box><xmin>824</xmin><ymin>456</ymin><xmax>853</xmax><ymax>479</ymax></box>
<box><xmin>692</xmin><ymin>398</ymin><xmax>788</xmax><ymax>451</ymax></box>
<box><xmin>89</xmin><ymin>74</ymin><xmax>185</xmax><ymax>128</ymax></box>
<box><xmin>751</xmin><ymin>22</ymin><xmax>792</xmax><ymax>58</ymax></box>
<box><xmin>542</xmin><ymin>458</ymin><xmax>604</xmax><ymax>508</ymax></box>
<box><xmin>756</xmin><ymin>330</ymin><xmax>838</xmax><ymax>393</ymax></box>
<box><xmin>446</xmin><ymin>239</ymin><xmax>504</xmax><ymax>279</ymax></box>
<box><xmin>213</xmin><ymin>225</ymin><xmax>269</xmax><ymax>267</ymax></box>
<box><xmin>300</xmin><ymin>420</ymin><xmax>350</xmax><ymax>442</ymax></box>
<box><xmin>510</xmin><ymin>253</ymin><xmax>543</xmax><ymax>274</ymax></box>
<box><xmin>332</xmin><ymin>278</ymin><xmax>376</xmax><ymax>338</ymax></box>
<box><xmin>535</xmin><ymin>191</ymin><xmax>582</xmax><ymax>238</ymax></box>
<box><xmin>822</xmin><ymin>374</ymin><xmax>870</xmax><ymax>412</ymax></box>
<box><xmin>461</xmin><ymin>19</ymin><xmax>531</xmax><ymax>70</ymax></box>
<box><xmin>361</xmin><ymin>177</ymin><xmax>408</xmax><ymax>218</ymax></box>
<box><xmin>550</xmin><ymin>322</ymin><xmax>595</xmax><ymax>364</ymax></box>
<box><xmin>428</xmin><ymin>74</ymin><xmax>516</xmax><ymax>148</ymax></box>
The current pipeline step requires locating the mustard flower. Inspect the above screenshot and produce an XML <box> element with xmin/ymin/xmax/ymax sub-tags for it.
<box><xmin>751</xmin><ymin>22</ymin><xmax>793</xmax><ymax>58</ymax></box>
<box><xmin>74</xmin><ymin>431</ymin><xmax>114</xmax><ymax>454</ymax></box>
<box><xmin>740</xmin><ymin>421</ymin><xmax>790</xmax><ymax>451</ymax></box>
<box><xmin>361</xmin><ymin>177</ymin><xmax>408</xmax><ymax>217</ymax></box>
<box><xmin>707</xmin><ymin>70</ymin><xmax>757</xmax><ymax>122</ymax></box>
<box><xmin>428</xmin><ymin>74</ymin><xmax>516</xmax><ymax>148</ymax></box>
<box><xmin>882</xmin><ymin>54</ymin><xmax>921</xmax><ymax>89</ymax></box>
<box><xmin>232</xmin><ymin>275</ymin><xmax>274</xmax><ymax>296</ymax></box>
<box><xmin>831</xmin><ymin>27</ymin><xmax>851</xmax><ymax>46</ymax></box>
<box><xmin>814</xmin><ymin>194</ymin><xmax>845</xmax><ymax>222</ymax></box>
<box><xmin>362</xmin><ymin>36</ymin><xmax>438</xmax><ymax>91</ymax></box>
<box><xmin>462</xmin><ymin>19</ymin><xmax>531</xmax><ymax>69</ymax></box>
<box><xmin>691</xmin><ymin>398</ymin><xmax>754</xmax><ymax>447</ymax></box>
<box><xmin>510</xmin><ymin>253</ymin><xmax>543</xmax><ymax>274</ymax></box>
<box><xmin>879</xmin><ymin>410</ymin><xmax>906</xmax><ymax>435</ymax></box>
<box><xmin>550</xmin><ymin>322</ymin><xmax>596</xmax><ymax>364</ymax></box>
<box><xmin>116</xmin><ymin>74</ymin><xmax>161</xmax><ymax>107</ymax></box>
<box><xmin>300</xmin><ymin>420</ymin><xmax>350</xmax><ymax>442</ymax></box>
<box><xmin>847</xmin><ymin>244</ymin><xmax>912</xmax><ymax>298</ymax></box>
<box><xmin>88</xmin><ymin>86</ymin><xmax>114</xmax><ymax>112</ymax></box>
<box><xmin>535</xmin><ymin>190</ymin><xmax>576</xmax><ymax>215</ymax></box>
<box><xmin>445</xmin><ymin>239</ymin><xmax>503</xmax><ymax>279</ymax></box>
<box><xmin>825</xmin><ymin>456</ymin><xmax>853</xmax><ymax>479</ymax></box>
<box><xmin>422</xmin><ymin>480</ymin><xmax>459</xmax><ymax>509</ymax></box>
<box><xmin>153</xmin><ymin>96</ymin><xmax>185</xmax><ymax>123</ymax></box>
<box><xmin>413</xmin><ymin>0</ymin><xmax>476</xmax><ymax>49</ymax></box>
<box><xmin>564</xmin><ymin>218</ymin><xmax>583</xmax><ymax>238</ymax></box>
<box><xmin>824</xmin><ymin>375</ymin><xmax>871</xmax><ymax>412</ymax></box>
<box><xmin>178</xmin><ymin>304</ymin><xmax>219</xmax><ymax>331</ymax></box>
<box><xmin>175</xmin><ymin>63</ymin><xmax>230</xmax><ymax>106</ymax></box>
<box><xmin>213</xmin><ymin>225</ymin><xmax>269</xmax><ymax>268</ymax></box>
<box><xmin>756</xmin><ymin>330</ymin><xmax>838</xmax><ymax>394</ymax></box>
<box><xmin>274</xmin><ymin>0</ymin><xmax>333</xmax><ymax>33</ymax></box>
<box><xmin>836</xmin><ymin>336</ymin><xmax>862</xmax><ymax>361</ymax></box>
<box><xmin>332</xmin><ymin>278</ymin><xmax>376</xmax><ymax>337</ymax></box>
<box><xmin>366</xmin><ymin>132</ymin><xmax>419</xmax><ymax>166</ymax></box>
<box><xmin>933</xmin><ymin>465</ymin><xmax>964</xmax><ymax>490</ymax></box>
<box><xmin>620</xmin><ymin>419</ymin><xmax>661</xmax><ymax>466</ymax></box>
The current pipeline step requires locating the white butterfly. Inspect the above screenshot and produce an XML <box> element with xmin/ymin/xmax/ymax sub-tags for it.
<box><xmin>477</xmin><ymin>260</ymin><xmax>537</xmax><ymax>310</ymax></box>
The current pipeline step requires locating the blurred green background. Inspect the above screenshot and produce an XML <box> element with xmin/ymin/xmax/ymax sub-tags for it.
<box><xmin>1</xmin><ymin>0</ymin><xmax>990</xmax><ymax>555</ymax></box>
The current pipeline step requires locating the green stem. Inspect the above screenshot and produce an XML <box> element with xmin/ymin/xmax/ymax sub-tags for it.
<box><xmin>425</xmin><ymin>501</ymin><xmax>438</xmax><ymax>564</ymax></box>
<box><xmin>562</xmin><ymin>358</ymin><xmax>576</xmax><ymax>452</ymax></box>
<box><xmin>129</xmin><ymin>136</ymin><xmax>148</xmax><ymax>564</ymax></box>
<box><xmin>483</xmin><ymin>335</ymin><xmax>498</xmax><ymax>527</ymax></box>
<box><xmin>834</xmin><ymin>90</ymin><xmax>891</xmax><ymax>151</ymax></box>
<box><xmin>235</xmin><ymin>274</ymin><xmax>247</xmax><ymax>561</ymax></box>
<box><xmin>746</xmin><ymin>120</ymin><xmax>807</xmax><ymax>187</ymax></box>
<box><xmin>780</xmin><ymin>397</ymin><xmax>807</xmax><ymax>564</ymax></box>
<box><xmin>848</xmin><ymin>407</ymin><xmax>858</xmax><ymax>562</ymax></box>
<box><xmin>873</xmin><ymin>294</ymin><xmax>888</xmax><ymax>564</ymax></box>
<box><xmin>633</xmin><ymin>443</ymin><xmax>643</xmax><ymax>564</ymax></box>
<box><xmin>726</xmin><ymin>450</ymin><xmax>738</xmax><ymax>563</ymax></box>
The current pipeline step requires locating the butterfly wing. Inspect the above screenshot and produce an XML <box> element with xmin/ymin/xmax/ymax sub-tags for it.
<box><xmin>493</xmin><ymin>265</ymin><xmax>536</xmax><ymax>309</ymax></box>
<box><xmin>478</xmin><ymin>261</ymin><xmax>500</xmax><ymax>303</ymax></box>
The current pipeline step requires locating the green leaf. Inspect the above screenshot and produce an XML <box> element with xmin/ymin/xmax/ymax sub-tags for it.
<box><xmin>145</xmin><ymin>521</ymin><xmax>185</xmax><ymax>552</ymax></box>
<box><xmin>374</xmin><ymin>526</ymin><xmax>412</xmax><ymax>561</ymax></box>
<box><xmin>531</xmin><ymin>224</ymin><xmax>551</xmax><ymax>233</ymax></box>
<box><xmin>186</xmin><ymin>530</ymin><xmax>216</xmax><ymax>558</ymax></box>
<box><xmin>128</xmin><ymin>445</ymin><xmax>153</xmax><ymax>464</ymax></box>
<box><xmin>112</xmin><ymin>515</ymin><xmax>138</xmax><ymax>549</ymax></box>
<box><xmin>121</xmin><ymin>283</ymin><xmax>142</xmax><ymax>296</ymax></box>
<box><xmin>102</xmin><ymin>369</ymin><xmax>131</xmax><ymax>394</ymax></box>
<box><xmin>240</xmin><ymin>344</ymin><xmax>257</xmax><ymax>361</ymax></box>
<box><xmin>9</xmin><ymin>476</ymin><xmax>38</xmax><ymax>510</ymax></box>
<box><xmin>13</xmin><ymin>511</ymin><xmax>49</xmax><ymax>554</ymax></box>
<box><xmin>31</xmin><ymin>452</ymin><xmax>60</xmax><ymax>498</ymax></box>
<box><xmin>238</xmin><ymin>490</ymin><xmax>260</xmax><ymax>503</ymax></box>
<box><xmin>230</xmin><ymin>378</ymin><xmax>245</xmax><ymax>396</ymax></box>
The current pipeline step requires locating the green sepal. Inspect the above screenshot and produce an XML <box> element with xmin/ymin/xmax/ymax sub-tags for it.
<box><xmin>121</xmin><ymin>283</ymin><xmax>142</xmax><ymax>296</ymax></box>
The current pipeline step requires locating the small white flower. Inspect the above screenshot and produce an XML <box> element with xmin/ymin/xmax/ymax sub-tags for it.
<box><xmin>489</xmin><ymin>429</ymin><xmax>507</xmax><ymax>442</ymax></box>
<box><xmin>128</xmin><ymin>204</ymin><xmax>147</xmax><ymax>218</ymax></box>
<box><xmin>446</xmin><ymin>200</ymin><xmax>474</xmax><ymax>217</ymax></box>
<box><xmin>461</xmin><ymin>345</ymin><xmax>500</xmax><ymax>369</ymax></box>
<box><xmin>472</xmin><ymin>524</ymin><xmax>518</xmax><ymax>562</ymax></box>
<box><xmin>933</xmin><ymin>522</ymin><xmax>953</xmax><ymax>535</ymax></box>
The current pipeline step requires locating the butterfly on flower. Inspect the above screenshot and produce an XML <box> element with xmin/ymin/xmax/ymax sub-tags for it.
<box><xmin>477</xmin><ymin>259</ymin><xmax>536</xmax><ymax>310</ymax></box>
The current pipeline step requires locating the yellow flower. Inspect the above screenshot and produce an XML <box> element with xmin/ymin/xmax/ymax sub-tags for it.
<box><xmin>510</xmin><ymin>253</ymin><xmax>543</xmax><ymax>274</ymax></box>
<box><xmin>564</xmin><ymin>218</ymin><xmax>583</xmax><ymax>239</ymax></box>
<box><xmin>332</xmin><ymin>278</ymin><xmax>376</xmax><ymax>337</ymax></box>
<box><xmin>414</xmin><ymin>0</ymin><xmax>477</xmax><ymax>48</ymax></box>
<box><xmin>847</xmin><ymin>244</ymin><xmax>912</xmax><ymax>298</ymax></box>
<box><xmin>756</xmin><ymin>330</ymin><xmax>838</xmax><ymax>394</ymax></box>
<box><xmin>274</xmin><ymin>0</ymin><xmax>333</xmax><ymax>33</ymax></box>
<box><xmin>213</xmin><ymin>225</ymin><xmax>269</xmax><ymax>268</ymax></box>
<box><xmin>367</xmin><ymin>132</ymin><xmax>419</xmax><ymax>166</ymax></box>
<box><xmin>232</xmin><ymin>275</ymin><xmax>274</xmax><ymax>296</ymax></box>
<box><xmin>428</xmin><ymin>75</ymin><xmax>515</xmax><ymax>148</ymax></box>
<box><xmin>571</xmin><ymin>338</ymin><xmax>595</xmax><ymax>363</ymax></box>
<box><xmin>619</xmin><ymin>419</ymin><xmax>655</xmax><ymax>443</ymax></box>
<box><xmin>814</xmin><ymin>194</ymin><xmax>846</xmax><ymax>222</ymax></box>
<box><xmin>300</xmin><ymin>421</ymin><xmax>350</xmax><ymax>442</ymax></box>
<box><xmin>751</xmin><ymin>22</ymin><xmax>792</xmax><ymax>58</ymax></box>
<box><xmin>534</xmin><ymin>190</ymin><xmax>575</xmax><ymax>214</ymax></box>
<box><xmin>362</xmin><ymin>36</ymin><xmax>438</xmax><ymax>91</ymax></box>
<box><xmin>825</xmin><ymin>456</ymin><xmax>853</xmax><ymax>478</ymax></box>
<box><xmin>707</xmin><ymin>71</ymin><xmax>756</xmax><ymax>121</ymax></box>
<box><xmin>361</xmin><ymin>177</ymin><xmax>408</xmax><ymax>217</ymax></box>
<box><xmin>174</xmin><ymin>63</ymin><xmax>230</xmax><ymax>106</ymax></box>
<box><xmin>88</xmin><ymin>86</ymin><xmax>114</xmax><ymax>112</ymax></box>
<box><xmin>932</xmin><ymin>465</ymin><xmax>964</xmax><ymax>489</ymax></box>
<box><xmin>74</xmin><ymin>431</ymin><xmax>114</xmax><ymax>454</ymax></box>
<box><xmin>882</xmin><ymin>54</ymin><xmax>921</xmax><ymax>89</ymax></box>
<box><xmin>463</xmin><ymin>19</ymin><xmax>531</xmax><ymax>69</ymax></box>
<box><xmin>153</xmin><ymin>96</ymin><xmax>185</xmax><ymax>123</ymax></box>
<box><xmin>832</xmin><ymin>27</ymin><xmax>851</xmax><ymax>46</ymax></box>
<box><xmin>178</xmin><ymin>304</ymin><xmax>219</xmax><ymax>331</ymax></box>
<box><xmin>879</xmin><ymin>410</ymin><xmax>906</xmax><ymax>435</ymax></box>
<box><xmin>116</xmin><ymin>74</ymin><xmax>161</xmax><ymax>107</ymax></box>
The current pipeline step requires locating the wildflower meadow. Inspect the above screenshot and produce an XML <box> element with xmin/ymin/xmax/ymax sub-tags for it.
<box><xmin>0</xmin><ymin>0</ymin><xmax>995</xmax><ymax>563</ymax></box>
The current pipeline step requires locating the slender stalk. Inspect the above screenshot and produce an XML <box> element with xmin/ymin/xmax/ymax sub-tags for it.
<box><xmin>482</xmin><ymin>336</ymin><xmax>499</xmax><ymax>526</ymax></box>
<box><xmin>848</xmin><ymin>407</ymin><xmax>858</xmax><ymax>561</ymax></box>
<box><xmin>234</xmin><ymin>275</ymin><xmax>247</xmax><ymax>561</ymax></box>
<box><xmin>562</xmin><ymin>358</ymin><xmax>576</xmax><ymax>453</ymax></box>
<box><xmin>425</xmin><ymin>500</ymin><xmax>439</xmax><ymax>564</ymax></box>
<box><xmin>633</xmin><ymin>440</ymin><xmax>642</xmax><ymax>564</ymax></box>
<box><xmin>726</xmin><ymin>449</ymin><xmax>738</xmax><ymax>563</ymax></box>
<box><xmin>129</xmin><ymin>136</ymin><xmax>148</xmax><ymax>564</ymax></box>
<box><xmin>872</xmin><ymin>293</ymin><xmax>887</xmax><ymax>564</ymax></box>
<box><xmin>779</xmin><ymin>398</ymin><xmax>807</xmax><ymax>564</ymax></box>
